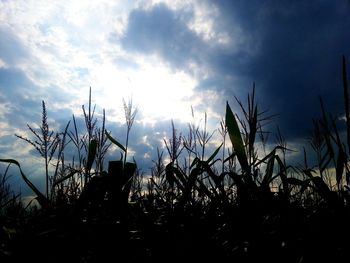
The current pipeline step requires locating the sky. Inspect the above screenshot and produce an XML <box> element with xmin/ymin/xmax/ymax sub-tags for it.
<box><xmin>0</xmin><ymin>0</ymin><xmax>350</xmax><ymax>196</ymax></box>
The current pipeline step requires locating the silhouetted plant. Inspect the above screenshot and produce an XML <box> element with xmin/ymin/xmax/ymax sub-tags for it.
<box><xmin>2</xmin><ymin>56</ymin><xmax>350</xmax><ymax>263</ymax></box>
<box><xmin>0</xmin><ymin>164</ymin><xmax>21</xmax><ymax>215</ymax></box>
<box><xmin>15</xmin><ymin>101</ymin><xmax>61</xmax><ymax>199</ymax></box>
<box><xmin>123</xmin><ymin>97</ymin><xmax>138</xmax><ymax>165</ymax></box>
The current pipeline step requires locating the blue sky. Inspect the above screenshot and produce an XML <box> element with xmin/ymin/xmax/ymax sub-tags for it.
<box><xmin>0</xmin><ymin>0</ymin><xmax>350</xmax><ymax>196</ymax></box>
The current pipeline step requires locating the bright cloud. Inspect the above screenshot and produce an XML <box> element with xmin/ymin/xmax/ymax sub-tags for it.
<box><xmin>0</xmin><ymin>0</ymin><xmax>206</xmax><ymax>122</ymax></box>
<box><xmin>81</xmin><ymin>51</ymin><xmax>197</xmax><ymax>124</ymax></box>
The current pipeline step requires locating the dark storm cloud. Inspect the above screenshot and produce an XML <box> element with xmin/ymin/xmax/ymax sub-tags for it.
<box><xmin>121</xmin><ymin>1</ymin><xmax>350</xmax><ymax>142</ymax></box>
<box><xmin>247</xmin><ymin>1</ymin><xmax>350</xmax><ymax>139</ymax></box>
<box><xmin>206</xmin><ymin>0</ymin><xmax>350</xmax><ymax>140</ymax></box>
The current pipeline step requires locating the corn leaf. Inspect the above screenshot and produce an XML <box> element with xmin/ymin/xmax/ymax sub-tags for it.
<box><xmin>0</xmin><ymin>158</ymin><xmax>50</xmax><ymax>209</ymax></box>
<box><xmin>225</xmin><ymin>102</ymin><xmax>249</xmax><ymax>173</ymax></box>
<box><xmin>52</xmin><ymin>168</ymin><xmax>80</xmax><ymax>188</ymax></box>
<box><xmin>165</xmin><ymin>163</ymin><xmax>184</xmax><ymax>191</ymax></box>
<box><xmin>206</xmin><ymin>143</ymin><xmax>223</xmax><ymax>165</ymax></box>
<box><xmin>86</xmin><ymin>139</ymin><xmax>97</xmax><ymax>172</ymax></box>
<box><xmin>261</xmin><ymin>151</ymin><xmax>275</xmax><ymax>187</ymax></box>
<box><xmin>105</xmin><ymin>131</ymin><xmax>126</xmax><ymax>152</ymax></box>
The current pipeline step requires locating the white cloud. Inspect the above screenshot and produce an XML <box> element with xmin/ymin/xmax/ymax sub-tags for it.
<box><xmin>0</xmin><ymin>0</ymin><xmax>204</xmax><ymax>122</ymax></box>
<box><xmin>0</xmin><ymin>0</ymin><xmax>229</xmax><ymax>124</ymax></box>
<box><xmin>0</xmin><ymin>2</ymin><xmax>128</xmax><ymax>105</ymax></box>
<box><xmin>187</xmin><ymin>2</ymin><xmax>223</xmax><ymax>42</ymax></box>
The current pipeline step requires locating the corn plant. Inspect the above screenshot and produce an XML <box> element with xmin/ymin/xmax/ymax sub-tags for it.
<box><xmin>0</xmin><ymin>164</ymin><xmax>21</xmax><ymax>215</ymax></box>
<box><xmin>224</xmin><ymin>86</ymin><xmax>294</xmax><ymax>209</ymax></box>
<box><xmin>123</xmin><ymin>97</ymin><xmax>137</xmax><ymax>164</ymax></box>
<box><xmin>290</xmin><ymin>55</ymin><xmax>350</xmax><ymax>207</ymax></box>
<box><xmin>77</xmin><ymin>96</ymin><xmax>138</xmax><ymax>222</ymax></box>
<box><xmin>51</xmin><ymin>88</ymin><xmax>112</xmax><ymax>202</ymax></box>
<box><xmin>14</xmin><ymin>101</ymin><xmax>61</xmax><ymax>199</ymax></box>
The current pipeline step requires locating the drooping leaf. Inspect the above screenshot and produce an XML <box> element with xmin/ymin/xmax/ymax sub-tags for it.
<box><xmin>0</xmin><ymin>159</ymin><xmax>50</xmax><ymax>209</ymax></box>
<box><xmin>105</xmin><ymin>131</ymin><xmax>126</xmax><ymax>152</ymax></box>
<box><xmin>225</xmin><ymin>102</ymin><xmax>249</xmax><ymax>173</ymax></box>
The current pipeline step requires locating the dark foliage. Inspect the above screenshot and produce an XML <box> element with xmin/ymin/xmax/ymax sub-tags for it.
<box><xmin>1</xmin><ymin>57</ymin><xmax>350</xmax><ymax>262</ymax></box>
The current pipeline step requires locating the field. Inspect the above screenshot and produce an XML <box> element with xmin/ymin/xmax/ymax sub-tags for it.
<box><xmin>1</xmin><ymin>57</ymin><xmax>350</xmax><ymax>262</ymax></box>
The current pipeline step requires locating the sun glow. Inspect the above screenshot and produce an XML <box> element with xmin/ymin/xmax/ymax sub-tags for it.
<box><xmin>94</xmin><ymin>55</ymin><xmax>197</xmax><ymax>124</ymax></box>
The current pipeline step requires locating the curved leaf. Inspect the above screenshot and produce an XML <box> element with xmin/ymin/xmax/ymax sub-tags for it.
<box><xmin>105</xmin><ymin>131</ymin><xmax>126</xmax><ymax>152</ymax></box>
<box><xmin>225</xmin><ymin>102</ymin><xmax>249</xmax><ymax>173</ymax></box>
<box><xmin>0</xmin><ymin>158</ymin><xmax>49</xmax><ymax>209</ymax></box>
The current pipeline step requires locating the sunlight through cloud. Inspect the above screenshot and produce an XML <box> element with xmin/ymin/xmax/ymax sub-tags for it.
<box><xmin>94</xmin><ymin>55</ymin><xmax>197</xmax><ymax>124</ymax></box>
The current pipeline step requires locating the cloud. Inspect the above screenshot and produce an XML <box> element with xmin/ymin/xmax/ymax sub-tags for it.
<box><xmin>119</xmin><ymin>0</ymin><xmax>350</xmax><ymax>168</ymax></box>
<box><xmin>251</xmin><ymin>1</ymin><xmax>350</xmax><ymax>138</ymax></box>
<box><xmin>0</xmin><ymin>27</ymin><xmax>28</xmax><ymax>66</ymax></box>
<box><xmin>195</xmin><ymin>1</ymin><xmax>350</xmax><ymax>140</ymax></box>
<box><xmin>119</xmin><ymin>2</ymin><xmax>252</xmax><ymax>123</ymax></box>
<box><xmin>121</xmin><ymin>3</ymin><xmax>204</xmax><ymax>69</ymax></box>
